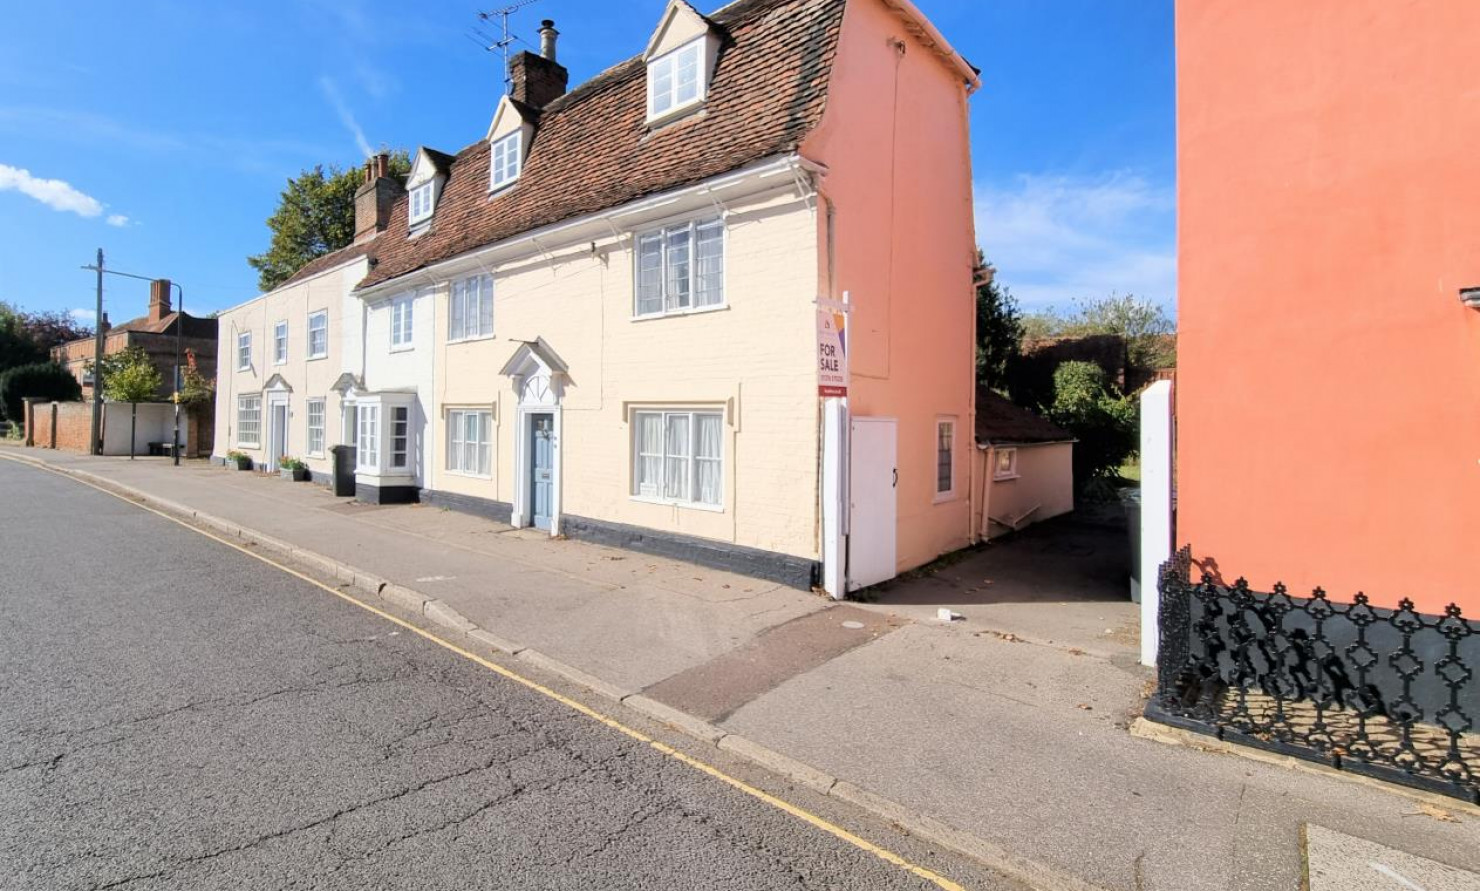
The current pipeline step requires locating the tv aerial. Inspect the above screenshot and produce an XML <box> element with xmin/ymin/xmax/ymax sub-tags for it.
<box><xmin>471</xmin><ymin>0</ymin><xmax>543</xmax><ymax>95</ymax></box>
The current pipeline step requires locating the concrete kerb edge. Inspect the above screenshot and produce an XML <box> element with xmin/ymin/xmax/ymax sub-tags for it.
<box><xmin>5</xmin><ymin>451</ymin><xmax>1119</xmax><ymax>891</ymax></box>
<box><xmin>1129</xmin><ymin>716</ymin><xmax>1480</xmax><ymax>818</ymax></box>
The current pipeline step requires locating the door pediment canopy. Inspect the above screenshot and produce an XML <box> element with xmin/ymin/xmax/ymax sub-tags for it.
<box><xmin>500</xmin><ymin>338</ymin><xmax>568</xmax><ymax>406</ymax></box>
<box><xmin>330</xmin><ymin>373</ymin><xmax>363</xmax><ymax>397</ymax></box>
<box><xmin>263</xmin><ymin>373</ymin><xmax>293</xmax><ymax>392</ymax></box>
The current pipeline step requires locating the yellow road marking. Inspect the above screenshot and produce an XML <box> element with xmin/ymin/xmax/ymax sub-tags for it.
<box><xmin>4</xmin><ymin>455</ymin><xmax>967</xmax><ymax>891</ymax></box>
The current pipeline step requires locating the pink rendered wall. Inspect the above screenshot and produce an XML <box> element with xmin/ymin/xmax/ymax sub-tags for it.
<box><xmin>803</xmin><ymin>0</ymin><xmax>978</xmax><ymax>572</ymax></box>
<box><xmin>1177</xmin><ymin>0</ymin><xmax>1480</xmax><ymax>614</ymax></box>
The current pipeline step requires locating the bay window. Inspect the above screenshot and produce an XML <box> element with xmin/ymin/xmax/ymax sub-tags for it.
<box><xmin>632</xmin><ymin>409</ymin><xmax>723</xmax><ymax>507</ymax></box>
<box><xmin>357</xmin><ymin>405</ymin><xmax>380</xmax><ymax>470</ymax></box>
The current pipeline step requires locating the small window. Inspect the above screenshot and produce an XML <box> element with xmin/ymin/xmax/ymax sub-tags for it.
<box><xmin>449</xmin><ymin>275</ymin><xmax>494</xmax><ymax>342</ymax></box>
<box><xmin>634</xmin><ymin>218</ymin><xmax>724</xmax><ymax>317</ymax></box>
<box><xmin>490</xmin><ymin>132</ymin><xmax>521</xmax><ymax>191</ymax></box>
<box><xmin>409</xmin><ymin>182</ymin><xmax>435</xmax><ymax>227</ymax></box>
<box><xmin>648</xmin><ymin>39</ymin><xmax>705</xmax><ymax>120</ymax></box>
<box><xmin>236</xmin><ymin>394</ymin><xmax>261</xmax><ymax>447</ymax></box>
<box><xmin>994</xmin><ymin>448</ymin><xmax>1019</xmax><ymax>481</ymax></box>
<box><xmin>306</xmin><ymin>399</ymin><xmax>326</xmax><ymax>457</ymax></box>
<box><xmin>237</xmin><ymin>331</ymin><xmax>252</xmax><ymax>371</ymax></box>
<box><xmin>307</xmin><ymin>311</ymin><xmax>328</xmax><ymax>359</ymax></box>
<box><xmin>632</xmin><ymin>409</ymin><xmax>722</xmax><ymax>507</ymax></box>
<box><xmin>357</xmin><ymin>405</ymin><xmax>380</xmax><ymax>469</ymax></box>
<box><xmin>447</xmin><ymin>409</ymin><xmax>492</xmax><ymax>477</ymax></box>
<box><xmin>935</xmin><ymin>419</ymin><xmax>955</xmax><ymax>496</ymax></box>
<box><xmin>390</xmin><ymin>295</ymin><xmax>414</xmax><ymax>348</ymax></box>
<box><xmin>390</xmin><ymin>406</ymin><xmax>409</xmax><ymax>469</ymax></box>
<box><xmin>273</xmin><ymin>321</ymin><xmax>288</xmax><ymax>365</ymax></box>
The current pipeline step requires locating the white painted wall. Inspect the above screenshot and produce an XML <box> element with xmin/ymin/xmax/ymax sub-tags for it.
<box><xmin>1139</xmin><ymin>380</ymin><xmax>1174</xmax><ymax>667</ymax></box>
<box><xmin>100</xmin><ymin>402</ymin><xmax>175</xmax><ymax>456</ymax></box>
<box><xmin>362</xmin><ymin>286</ymin><xmax>437</xmax><ymax>487</ymax></box>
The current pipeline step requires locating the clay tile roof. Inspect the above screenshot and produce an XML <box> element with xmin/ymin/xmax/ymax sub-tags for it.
<box><xmin>277</xmin><ymin>240</ymin><xmax>374</xmax><ymax>289</ymax></box>
<box><xmin>975</xmin><ymin>389</ymin><xmax>1074</xmax><ymax>446</ymax></box>
<box><xmin>359</xmin><ymin>0</ymin><xmax>846</xmax><ymax>290</ymax></box>
<box><xmin>111</xmin><ymin>312</ymin><xmax>218</xmax><ymax>339</ymax></box>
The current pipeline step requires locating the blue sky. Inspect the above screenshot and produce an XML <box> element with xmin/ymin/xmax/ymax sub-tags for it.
<box><xmin>0</xmin><ymin>0</ymin><xmax>1173</xmax><ymax>323</ymax></box>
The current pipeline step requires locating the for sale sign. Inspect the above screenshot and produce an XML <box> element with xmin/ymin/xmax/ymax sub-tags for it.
<box><xmin>817</xmin><ymin>305</ymin><xmax>848</xmax><ymax>397</ymax></box>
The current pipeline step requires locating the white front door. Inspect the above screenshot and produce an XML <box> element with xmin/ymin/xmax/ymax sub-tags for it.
<box><xmin>848</xmin><ymin>417</ymin><xmax>897</xmax><ymax>591</ymax></box>
<box><xmin>268</xmin><ymin>399</ymin><xmax>289</xmax><ymax>468</ymax></box>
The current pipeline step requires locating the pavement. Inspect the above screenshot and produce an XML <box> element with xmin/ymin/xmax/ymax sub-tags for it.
<box><xmin>0</xmin><ymin>458</ymin><xmax>1018</xmax><ymax>890</ymax></box>
<box><xmin>6</xmin><ymin>446</ymin><xmax>1480</xmax><ymax>891</ymax></box>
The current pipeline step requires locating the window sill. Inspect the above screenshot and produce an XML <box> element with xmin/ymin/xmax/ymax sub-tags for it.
<box><xmin>389</xmin><ymin>344</ymin><xmax>415</xmax><ymax>353</ymax></box>
<box><xmin>932</xmin><ymin>491</ymin><xmax>959</xmax><ymax>505</ymax></box>
<box><xmin>237</xmin><ymin>367</ymin><xmax>252</xmax><ymax>373</ymax></box>
<box><xmin>993</xmin><ymin>473</ymin><xmax>1021</xmax><ymax>482</ymax></box>
<box><xmin>630</xmin><ymin>303</ymin><xmax>728</xmax><ymax>323</ymax></box>
<box><xmin>645</xmin><ymin>99</ymin><xmax>706</xmax><ymax>130</ymax></box>
<box><xmin>307</xmin><ymin>451</ymin><xmax>326</xmax><ymax>459</ymax></box>
<box><xmin>446</xmin><ymin>469</ymin><xmax>493</xmax><ymax>480</ymax></box>
<box><xmin>447</xmin><ymin>334</ymin><xmax>496</xmax><ymax>345</ymax></box>
<box><xmin>629</xmin><ymin>494</ymin><xmax>724</xmax><ymax>514</ymax></box>
<box><xmin>487</xmin><ymin>180</ymin><xmax>519</xmax><ymax>197</ymax></box>
<box><xmin>236</xmin><ymin>442</ymin><xmax>261</xmax><ymax>450</ymax></box>
<box><xmin>306</xmin><ymin>353</ymin><xmax>328</xmax><ymax>362</ymax></box>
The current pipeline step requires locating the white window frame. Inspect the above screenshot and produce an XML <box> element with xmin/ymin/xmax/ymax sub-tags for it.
<box><xmin>390</xmin><ymin>294</ymin><xmax>415</xmax><ymax>350</ymax></box>
<box><xmin>633</xmin><ymin>217</ymin><xmax>725</xmax><ymax>319</ymax></box>
<box><xmin>236</xmin><ymin>331</ymin><xmax>252</xmax><ymax>371</ymax></box>
<box><xmin>994</xmin><ymin>447</ymin><xmax>1020</xmax><ymax>481</ymax></box>
<box><xmin>273</xmin><ymin>320</ymin><xmax>288</xmax><ymax>365</ymax></box>
<box><xmin>390</xmin><ymin>406</ymin><xmax>410</xmax><ymax>469</ymax></box>
<box><xmin>934</xmin><ymin>418</ymin><xmax>956</xmax><ymax>501</ymax></box>
<box><xmin>647</xmin><ymin>39</ymin><xmax>707</xmax><ymax>122</ymax></box>
<box><xmin>356</xmin><ymin>404</ymin><xmax>380</xmax><ymax>470</ymax></box>
<box><xmin>306</xmin><ymin>398</ymin><xmax>326</xmax><ymax>457</ymax></box>
<box><xmin>446</xmin><ymin>409</ymin><xmax>493</xmax><ymax>478</ymax></box>
<box><xmin>448</xmin><ymin>274</ymin><xmax>495</xmax><ymax>343</ymax></box>
<box><xmin>408</xmin><ymin>181</ymin><xmax>435</xmax><ymax>228</ymax></box>
<box><xmin>306</xmin><ymin>310</ymin><xmax>328</xmax><ymax>359</ymax></box>
<box><xmin>489</xmin><ymin>132</ymin><xmax>522</xmax><ymax>191</ymax></box>
<box><xmin>236</xmin><ymin>394</ymin><xmax>261</xmax><ymax>448</ymax></box>
<box><xmin>630</xmin><ymin>408</ymin><xmax>724</xmax><ymax>510</ymax></box>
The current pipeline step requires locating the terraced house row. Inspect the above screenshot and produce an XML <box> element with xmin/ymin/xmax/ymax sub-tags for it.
<box><xmin>213</xmin><ymin>0</ymin><xmax>994</xmax><ymax>592</ymax></box>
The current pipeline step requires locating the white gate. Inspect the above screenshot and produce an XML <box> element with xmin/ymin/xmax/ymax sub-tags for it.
<box><xmin>848</xmin><ymin>417</ymin><xmax>897</xmax><ymax>591</ymax></box>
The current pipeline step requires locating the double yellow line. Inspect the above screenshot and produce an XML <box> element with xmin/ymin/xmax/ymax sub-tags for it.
<box><xmin>6</xmin><ymin>455</ymin><xmax>967</xmax><ymax>891</ymax></box>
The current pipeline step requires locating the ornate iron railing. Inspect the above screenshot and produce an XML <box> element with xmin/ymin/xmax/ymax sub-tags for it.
<box><xmin>1147</xmin><ymin>547</ymin><xmax>1478</xmax><ymax>803</ymax></box>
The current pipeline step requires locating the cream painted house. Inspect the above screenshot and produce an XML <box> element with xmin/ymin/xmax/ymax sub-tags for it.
<box><xmin>215</xmin><ymin>0</ymin><xmax>982</xmax><ymax>592</ymax></box>
<box><xmin>213</xmin><ymin>246</ymin><xmax>370</xmax><ymax>480</ymax></box>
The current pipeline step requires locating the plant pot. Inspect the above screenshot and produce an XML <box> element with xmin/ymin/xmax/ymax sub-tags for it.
<box><xmin>280</xmin><ymin>467</ymin><xmax>310</xmax><ymax>482</ymax></box>
<box><xmin>233</xmin><ymin>457</ymin><xmax>253</xmax><ymax>471</ymax></box>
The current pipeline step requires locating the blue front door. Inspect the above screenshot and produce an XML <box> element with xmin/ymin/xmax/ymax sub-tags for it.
<box><xmin>530</xmin><ymin>413</ymin><xmax>555</xmax><ymax>530</ymax></box>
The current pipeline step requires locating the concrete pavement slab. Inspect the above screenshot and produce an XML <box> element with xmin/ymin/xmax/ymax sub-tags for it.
<box><xmin>1306</xmin><ymin>824</ymin><xmax>1480</xmax><ymax>890</ymax></box>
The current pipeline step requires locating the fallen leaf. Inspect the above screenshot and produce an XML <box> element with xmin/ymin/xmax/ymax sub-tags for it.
<box><xmin>1406</xmin><ymin>804</ymin><xmax>1461</xmax><ymax>824</ymax></box>
<box><xmin>1076</xmin><ymin>703</ymin><xmax>1093</xmax><ymax>711</ymax></box>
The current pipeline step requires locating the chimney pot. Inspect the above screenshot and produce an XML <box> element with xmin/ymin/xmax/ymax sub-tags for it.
<box><xmin>539</xmin><ymin>20</ymin><xmax>559</xmax><ymax>61</ymax></box>
<box><xmin>354</xmin><ymin>154</ymin><xmax>402</xmax><ymax>244</ymax></box>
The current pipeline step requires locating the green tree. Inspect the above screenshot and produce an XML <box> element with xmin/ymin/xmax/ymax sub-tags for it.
<box><xmin>0</xmin><ymin>362</ymin><xmax>82</xmax><ymax>425</ymax></box>
<box><xmin>0</xmin><ymin>302</ymin><xmax>93</xmax><ymax>374</ymax></box>
<box><xmin>1046</xmin><ymin>361</ymin><xmax>1137</xmax><ymax>493</ymax></box>
<box><xmin>247</xmin><ymin>152</ymin><xmax>410</xmax><ymax>292</ymax></box>
<box><xmin>974</xmin><ymin>255</ymin><xmax>1024</xmax><ymax>393</ymax></box>
<box><xmin>100</xmin><ymin>345</ymin><xmax>162</xmax><ymax>460</ymax></box>
<box><xmin>1021</xmin><ymin>294</ymin><xmax>1175</xmax><ymax>371</ymax></box>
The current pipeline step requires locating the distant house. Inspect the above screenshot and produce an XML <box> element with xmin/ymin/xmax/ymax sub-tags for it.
<box><xmin>50</xmin><ymin>279</ymin><xmax>218</xmax><ymax>455</ymax></box>
<box><xmin>974</xmin><ymin>390</ymin><xmax>1074</xmax><ymax>539</ymax></box>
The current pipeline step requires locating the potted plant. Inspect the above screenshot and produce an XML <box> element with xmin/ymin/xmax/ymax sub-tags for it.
<box><xmin>226</xmin><ymin>450</ymin><xmax>253</xmax><ymax>471</ymax></box>
<box><xmin>278</xmin><ymin>456</ymin><xmax>310</xmax><ymax>482</ymax></box>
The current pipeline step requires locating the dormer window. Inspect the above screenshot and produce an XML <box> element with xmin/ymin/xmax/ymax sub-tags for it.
<box><xmin>490</xmin><ymin>132</ymin><xmax>522</xmax><ymax>191</ymax></box>
<box><xmin>648</xmin><ymin>39</ymin><xmax>705</xmax><ymax>120</ymax></box>
<box><xmin>409</xmin><ymin>182</ymin><xmax>435</xmax><ymax>228</ymax></box>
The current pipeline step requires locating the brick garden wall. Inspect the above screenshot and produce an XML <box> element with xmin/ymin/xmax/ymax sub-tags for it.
<box><xmin>25</xmin><ymin>401</ymin><xmax>93</xmax><ymax>452</ymax></box>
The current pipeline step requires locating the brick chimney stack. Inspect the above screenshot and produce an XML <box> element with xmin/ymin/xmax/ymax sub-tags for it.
<box><xmin>148</xmin><ymin>279</ymin><xmax>172</xmax><ymax>322</ymax></box>
<box><xmin>509</xmin><ymin>21</ymin><xmax>568</xmax><ymax>109</ymax></box>
<box><xmin>354</xmin><ymin>151</ymin><xmax>401</xmax><ymax>244</ymax></box>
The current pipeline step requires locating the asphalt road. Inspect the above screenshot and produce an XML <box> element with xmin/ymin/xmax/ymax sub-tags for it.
<box><xmin>0</xmin><ymin>460</ymin><xmax>1009</xmax><ymax>891</ymax></box>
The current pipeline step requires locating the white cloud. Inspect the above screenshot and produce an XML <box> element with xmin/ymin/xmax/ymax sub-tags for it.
<box><xmin>975</xmin><ymin>171</ymin><xmax>1177</xmax><ymax>311</ymax></box>
<box><xmin>0</xmin><ymin>163</ymin><xmax>104</xmax><ymax>218</ymax></box>
<box><xmin>106</xmin><ymin>214</ymin><xmax>129</xmax><ymax>227</ymax></box>
<box><xmin>69</xmin><ymin>308</ymin><xmax>97</xmax><ymax>324</ymax></box>
<box><xmin>318</xmin><ymin>76</ymin><xmax>372</xmax><ymax>160</ymax></box>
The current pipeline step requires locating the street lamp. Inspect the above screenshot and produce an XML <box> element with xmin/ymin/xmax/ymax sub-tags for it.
<box><xmin>78</xmin><ymin>260</ymin><xmax>186</xmax><ymax>465</ymax></box>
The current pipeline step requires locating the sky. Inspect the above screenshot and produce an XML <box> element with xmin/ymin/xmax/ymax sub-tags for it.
<box><xmin>0</xmin><ymin>0</ymin><xmax>1174</xmax><ymax>323</ymax></box>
